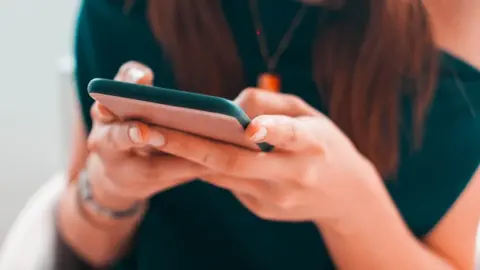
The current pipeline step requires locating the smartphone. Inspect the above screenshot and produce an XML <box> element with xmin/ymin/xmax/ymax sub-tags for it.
<box><xmin>87</xmin><ymin>78</ymin><xmax>273</xmax><ymax>152</ymax></box>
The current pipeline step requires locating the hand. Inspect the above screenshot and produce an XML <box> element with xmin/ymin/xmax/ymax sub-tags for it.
<box><xmin>149</xmin><ymin>89</ymin><xmax>382</xmax><ymax>225</ymax></box>
<box><xmin>86</xmin><ymin>62</ymin><xmax>208</xmax><ymax>210</ymax></box>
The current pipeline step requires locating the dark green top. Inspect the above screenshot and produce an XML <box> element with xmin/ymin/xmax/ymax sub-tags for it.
<box><xmin>74</xmin><ymin>1</ymin><xmax>480</xmax><ymax>269</ymax></box>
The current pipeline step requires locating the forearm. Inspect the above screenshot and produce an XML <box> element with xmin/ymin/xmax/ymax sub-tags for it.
<box><xmin>316</xmin><ymin>182</ymin><xmax>457</xmax><ymax>270</ymax></box>
<box><xmin>56</xmin><ymin>182</ymin><xmax>145</xmax><ymax>267</ymax></box>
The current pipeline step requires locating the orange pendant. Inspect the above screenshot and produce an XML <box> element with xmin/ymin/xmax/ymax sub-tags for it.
<box><xmin>258</xmin><ymin>73</ymin><xmax>281</xmax><ymax>92</ymax></box>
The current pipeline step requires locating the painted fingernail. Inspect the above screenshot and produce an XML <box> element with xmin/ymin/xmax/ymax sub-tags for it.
<box><xmin>128</xmin><ymin>124</ymin><xmax>149</xmax><ymax>144</ymax></box>
<box><xmin>127</xmin><ymin>67</ymin><xmax>146</xmax><ymax>83</ymax></box>
<box><xmin>249</xmin><ymin>126</ymin><xmax>267</xmax><ymax>142</ymax></box>
<box><xmin>148</xmin><ymin>130</ymin><xmax>165</xmax><ymax>147</ymax></box>
<box><xmin>97</xmin><ymin>104</ymin><xmax>114</xmax><ymax>119</ymax></box>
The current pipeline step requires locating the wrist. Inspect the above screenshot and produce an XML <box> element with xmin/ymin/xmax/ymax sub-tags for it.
<box><xmin>90</xmin><ymin>178</ymin><xmax>145</xmax><ymax>211</ymax></box>
<box><xmin>315</xmin><ymin>159</ymin><xmax>387</xmax><ymax>232</ymax></box>
<box><xmin>77</xmin><ymin>170</ymin><xmax>147</xmax><ymax>227</ymax></box>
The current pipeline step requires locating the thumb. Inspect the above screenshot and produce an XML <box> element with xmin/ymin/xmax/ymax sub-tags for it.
<box><xmin>245</xmin><ymin>115</ymin><xmax>320</xmax><ymax>152</ymax></box>
<box><xmin>234</xmin><ymin>88</ymin><xmax>321</xmax><ymax>119</ymax></box>
<box><xmin>112</xmin><ymin>61</ymin><xmax>155</xmax><ymax>157</ymax></box>
<box><xmin>114</xmin><ymin>61</ymin><xmax>154</xmax><ymax>85</ymax></box>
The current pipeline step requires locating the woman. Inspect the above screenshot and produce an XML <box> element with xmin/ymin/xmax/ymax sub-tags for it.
<box><xmin>57</xmin><ymin>0</ymin><xmax>480</xmax><ymax>269</ymax></box>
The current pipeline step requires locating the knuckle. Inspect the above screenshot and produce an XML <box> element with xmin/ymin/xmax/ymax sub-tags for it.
<box><xmin>238</xmin><ymin>193</ymin><xmax>275</xmax><ymax>221</ymax></box>
<box><xmin>87</xmin><ymin>123</ymin><xmax>108</xmax><ymax>152</ymax></box>
<box><xmin>243</xmin><ymin>88</ymin><xmax>262</xmax><ymax>106</ymax></box>
<box><xmin>255</xmin><ymin>209</ymin><xmax>271</xmax><ymax>220</ymax></box>
<box><xmin>273</xmin><ymin>193</ymin><xmax>294</xmax><ymax>210</ymax></box>
<box><xmin>275</xmin><ymin>121</ymin><xmax>300</xmax><ymax>150</ymax></box>
<box><xmin>241</xmin><ymin>87</ymin><xmax>257</xmax><ymax>96</ymax></box>
<box><xmin>89</xmin><ymin>102</ymin><xmax>100</xmax><ymax>120</ymax></box>
<box><xmin>284</xmin><ymin>93</ymin><xmax>302</xmax><ymax>105</ymax></box>
<box><xmin>237</xmin><ymin>88</ymin><xmax>263</xmax><ymax>115</ymax></box>
<box><xmin>284</xmin><ymin>94</ymin><xmax>312</xmax><ymax>115</ymax></box>
<box><xmin>297</xmin><ymin>165</ymin><xmax>318</xmax><ymax>188</ymax></box>
<box><xmin>244</xmin><ymin>197</ymin><xmax>266</xmax><ymax>218</ymax></box>
<box><xmin>200</xmin><ymin>150</ymin><xmax>223</xmax><ymax>170</ymax></box>
<box><xmin>200</xmin><ymin>152</ymin><xmax>216</xmax><ymax>168</ymax></box>
<box><xmin>255</xmin><ymin>205</ymin><xmax>275</xmax><ymax>220</ymax></box>
<box><xmin>216</xmin><ymin>152</ymin><xmax>244</xmax><ymax>173</ymax></box>
<box><xmin>86</xmin><ymin>136</ymin><xmax>98</xmax><ymax>152</ymax></box>
<box><xmin>87</xmin><ymin>131</ymin><xmax>99</xmax><ymax>152</ymax></box>
<box><xmin>289</xmin><ymin>122</ymin><xmax>299</xmax><ymax>145</ymax></box>
<box><xmin>89</xmin><ymin>103</ymin><xmax>96</xmax><ymax>118</ymax></box>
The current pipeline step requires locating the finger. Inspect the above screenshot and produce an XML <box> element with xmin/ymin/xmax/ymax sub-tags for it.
<box><xmin>88</xmin><ymin>121</ymin><xmax>165</xmax><ymax>156</ymax></box>
<box><xmin>201</xmin><ymin>174</ymin><xmax>267</xmax><ymax>198</ymax></box>
<box><xmin>110</xmin><ymin>122</ymin><xmax>166</xmax><ymax>152</ymax></box>
<box><xmin>233</xmin><ymin>192</ymin><xmax>281</xmax><ymax>221</ymax></box>
<box><xmin>234</xmin><ymin>88</ymin><xmax>321</xmax><ymax>118</ymax></box>
<box><xmin>150</xmin><ymin>126</ymin><xmax>283</xmax><ymax>180</ymax></box>
<box><xmin>114</xmin><ymin>61</ymin><xmax>154</xmax><ymax>85</ymax></box>
<box><xmin>90</xmin><ymin>62</ymin><xmax>154</xmax><ymax>124</ymax></box>
<box><xmin>202</xmin><ymin>175</ymin><xmax>293</xmax><ymax>211</ymax></box>
<box><xmin>245</xmin><ymin>115</ymin><xmax>324</xmax><ymax>152</ymax></box>
<box><xmin>113</xmin><ymin>61</ymin><xmax>156</xmax><ymax>156</ymax></box>
<box><xmin>90</xmin><ymin>102</ymin><xmax>116</xmax><ymax>123</ymax></box>
<box><xmin>115</xmin><ymin>155</ymin><xmax>206</xmax><ymax>192</ymax></box>
<box><xmin>91</xmin><ymin>153</ymin><xmax>206</xmax><ymax>199</ymax></box>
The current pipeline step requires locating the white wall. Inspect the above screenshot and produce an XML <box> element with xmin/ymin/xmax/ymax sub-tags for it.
<box><xmin>0</xmin><ymin>1</ymin><xmax>79</xmax><ymax>243</ymax></box>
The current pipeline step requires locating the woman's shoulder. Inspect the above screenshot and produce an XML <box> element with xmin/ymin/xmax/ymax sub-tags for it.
<box><xmin>418</xmin><ymin>53</ymin><xmax>480</xmax><ymax>160</ymax></box>
<box><xmin>389</xmin><ymin>53</ymin><xmax>480</xmax><ymax>237</ymax></box>
<box><xmin>429</xmin><ymin>53</ymin><xmax>480</xmax><ymax>125</ymax></box>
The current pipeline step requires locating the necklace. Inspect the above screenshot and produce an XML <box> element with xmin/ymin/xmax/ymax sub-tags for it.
<box><xmin>249</xmin><ymin>0</ymin><xmax>308</xmax><ymax>92</ymax></box>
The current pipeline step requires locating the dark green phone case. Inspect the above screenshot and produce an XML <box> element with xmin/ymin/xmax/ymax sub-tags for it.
<box><xmin>88</xmin><ymin>78</ymin><xmax>273</xmax><ymax>152</ymax></box>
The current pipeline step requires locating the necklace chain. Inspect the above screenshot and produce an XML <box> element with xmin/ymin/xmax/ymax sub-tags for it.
<box><xmin>249</xmin><ymin>0</ymin><xmax>308</xmax><ymax>73</ymax></box>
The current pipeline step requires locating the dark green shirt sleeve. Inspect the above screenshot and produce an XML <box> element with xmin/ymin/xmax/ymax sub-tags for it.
<box><xmin>388</xmin><ymin>56</ymin><xmax>480</xmax><ymax>237</ymax></box>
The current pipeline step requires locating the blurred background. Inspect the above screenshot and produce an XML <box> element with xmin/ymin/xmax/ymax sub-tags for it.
<box><xmin>0</xmin><ymin>1</ymin><xmax>79</xmax><ymax>244</ymax></box>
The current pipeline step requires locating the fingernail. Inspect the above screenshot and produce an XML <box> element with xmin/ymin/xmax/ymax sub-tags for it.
<box><xmin>97</xmin><ymin>104</ymin><xmax>113</xmax><ymax>119</ymax></box>
<box><xmin>128</xmin><ymin>67</ymin><xmax>145</xmax><ymax>83</ymax></box>
<box><xmin>129</xmin><ymin>124</ymin><xmax>149</xmax><ymax>144</ymax></box>
<box><xmin>249</xmin><ymin>126</ymin><xmax>267</xmax><ymax>142</ymax></box>
<box><xmin>148</xmin><ymin>130</ymin><xmax>165</xmax><ymax>147</ymax></box>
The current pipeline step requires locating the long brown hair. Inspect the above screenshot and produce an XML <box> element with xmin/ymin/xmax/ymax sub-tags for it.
<box><xmin>131</xmin><ymin>0</ymin><xmax>439</xmax><ymax>177</ymax></box>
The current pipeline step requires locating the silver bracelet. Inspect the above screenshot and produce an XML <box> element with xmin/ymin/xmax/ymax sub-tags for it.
<box><xmin>77</xmin><ymin>170</ymin><xmax>143</xmax><ymax>219</ymax></box>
